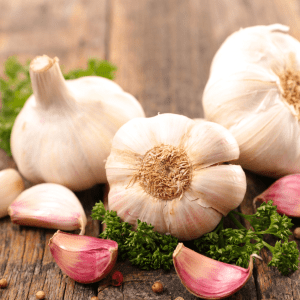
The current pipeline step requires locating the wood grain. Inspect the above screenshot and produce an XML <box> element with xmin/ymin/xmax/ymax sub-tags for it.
<box><xmin>0</xmin><ymin>0</ymin><xmax>109</xmax><ymax>73</ymax></box>
<box><xmin>1</xmin><ymin>0</ymin><xmax>300</xmax><ymax>299</ymax></box>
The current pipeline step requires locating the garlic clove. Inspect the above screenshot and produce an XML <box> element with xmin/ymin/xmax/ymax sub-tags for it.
<box><xmin>230</xmin><ymin>103</ymin><xmax>293</xmax><ymax>177</ymax></box>
<box><xmin>173</xmin><ymin>243</ymin><xmax>259</xmax><ymax>299</ymax></box>
<box><xmin>185</xmin><ymin>164</ymin><xmax>247</xmax><ymax>216</ymax></box>
<box><xmin>49</xmin><ymin>230</ymin><xmax>118</xmax><ymax>284</ymax></box>
<box><xmin>254</xmin><ymin>174</ymin><xmax>300</xmax><ymax>217</ymax></box>
<box><xmin>149</xmin><ymin>113</ymin><xmax>194</xmax><ymax>146</ymax></box>
<box><xmin>0</xmin><ymin>168</ymin><xmax>25</xmax><ymax>218</ymax></box>
<box><xmin>162</xmin><ymin>195</ymin><xmax>222</xmax><ymax>240</ymax></box>
<box><xmin>184</xmin><ymin>120</ymin><xmax>240</xmax><ymax>169</ymax></box>
<box><xmin>107</xmin><ymin>114</ymin><xmax>195</xmax><ymax>156</ymax></box>
<box><xmin>108</xmin><ymin>182</ymin><xmax>170</xmax><ymax>235</ymax></box>
<box><xmin>8</xmin><ymin>183</ymin><xmax>87</xmax><ymax>234</ymax></box>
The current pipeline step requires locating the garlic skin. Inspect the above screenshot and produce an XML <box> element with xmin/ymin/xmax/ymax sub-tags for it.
<box><xmin>173</xmin><ymin>243</ymin><xmax>259</xmax><ymax>299</ymax></box>
<box><xmin>0</xmin><ymin>168</ymin><xmax>25</xmax><ymax>218</ymax></box>
<box><xmin>49</xmin><ymin>230</ymin><xmax>118</xmax><ymax>284</ymax></box>
<box><xmin>254</xmin><ymin>174</ymin><xmax>300</xmax><ymax>217</ymax></box>
<box><xmin>11</xmin><ymin>55</ymin><xmax>145</xmax><ymax>191</ymax></box>
<box><xmin>8</xmin><ymin>183</ymin><xmax>87</xmax><ymax>234</ymax></box>
<box><xmin>203</xmin><ymin>24</ymin><xmax>300</xmax><ymax>178</ymax></box>
<box><xmin>105</xmin><ymin>113</ymin><xmax>246</xmax><ymax>241</ymax></box>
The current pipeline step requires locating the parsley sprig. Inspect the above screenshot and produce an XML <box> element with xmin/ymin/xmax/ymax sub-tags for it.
<box><xmin>91</xmin><ymin>201</ymin><xmax>178</xmax><ymax>270</ymax></box>
<box><xmin>0</xmin><ymin>56</ymin><xmax>116</xmax><ymax>156</ymax></box>
<box><xmin>194</xmin><ymin>201</ymin><xmax>299</xmax><ymax>276</ymax></box>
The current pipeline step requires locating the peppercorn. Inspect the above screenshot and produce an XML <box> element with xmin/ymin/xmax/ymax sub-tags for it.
<box><xmin>36</xmin><ymin>290</ymin><xmax>45</xmax><ymax>299</ymax></box>
<box><xmin>111</xmin><ymin>271</ymin><xmax>123</xmax><ymax>286</ymax></box>
<box><xmin>294</xmin><ymin>227</ymin><xmax>300</xmax><ymax>239</ymax></box>
<box><xmin>0</xmin><ymin>278</ymin><xmax>8</xmax><ymax>288</ymax></box>
<box><xmin>152</xmin><ymin>281</ymin><xmax>163</xmax><ymax>293</ymax></box>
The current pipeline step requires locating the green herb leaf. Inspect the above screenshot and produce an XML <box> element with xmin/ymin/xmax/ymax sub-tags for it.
<box><xmin>194</xmin><ymin>200</ymin><xmax>299</xmax><ymax>275</ymax></box>
<box><xmin>91</xmin><ymin>200</ymin><xmax>178</xmax><ymax>270</ymax></box>
<box><xmin>0</xmin><ymin>56</ymin><xmax>117</xmax><ymax>156</ymax></box>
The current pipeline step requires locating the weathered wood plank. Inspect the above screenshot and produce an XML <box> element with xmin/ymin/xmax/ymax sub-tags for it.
<box><xmin>109</xmin><ymin>0</ymin><xmax>213</xmax><ymax>119</ymax></box>
<box><xmin>1</xmin><ymin>0</ymin><xmax>300</xmax><ymax>299</ymax></box>
<box><xmin>0</xmin><ymin>0</ymin><xmax>109</xmax><ymax>74</ymax></box>
<box><xmin>239</xmin><ymin>171</ymin><xmax>300</xmax><ymax>300</ymax></box>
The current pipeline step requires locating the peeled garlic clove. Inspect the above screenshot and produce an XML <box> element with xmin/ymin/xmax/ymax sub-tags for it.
<box><xmin>254</xmin><ymin>174</ymin><xmax>300</xmax><ymax>217</ymax></box>
<box><xmin>173</xmin><ymin>243</ymin><xmax>259</xmax><ymax>299</ymax></box>
<box><xmin>8</xmin><ymin>183</ymin><xmax>87</xmax><ymax>234</ymax></box>
<box><xmin>49</xmin><ymin>230</ymin><xmax>118</xmax><ymax>284</ymax></box>
<box><xmin>0</xmin><ymin>168</ymin><xmax>25</xmax><ymax>218</ymax></box>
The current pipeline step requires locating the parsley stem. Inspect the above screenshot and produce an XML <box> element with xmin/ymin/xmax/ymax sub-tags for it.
<box><xmin>227</xmin><ymin>211</ymin><xmax>247</xmax><ymax>230</ymax></box>
<box><xmin>214</xmin><ymin>217</ymin><xmax>224</xmax><ymax>234</ymax></box>
<box><xmin>215</xmin><ymin>218</ymin><xmax>225</xmax><ymax>248</ymax></box>
<box><xmin>230</xmin><ymin>210</ymin><xmax>253</xmax><ymax>219</ymax></box>
<box><xmin>261</xmin><ymin>240</ymin><xmax>273</xmax><ymax>251</ymax></box>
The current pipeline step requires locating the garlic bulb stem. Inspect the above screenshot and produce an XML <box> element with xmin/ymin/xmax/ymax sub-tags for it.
<box><xmin>30</xmin><ymin>55</ymin><xmax>76</xmax><ymax>109</ymax></box>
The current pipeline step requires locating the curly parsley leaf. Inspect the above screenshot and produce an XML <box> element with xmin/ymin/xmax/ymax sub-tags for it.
<box><xmin>91</xmin><ymin>201</ymin><xmax>178</xmax><ymax>270</ymax></box>
<box><xmin>194</xmin><ymin>201</ymin><xmax>299</xmax><ymax>275</ymax></box>
<box><xmin>0</xmin><ymin>56</ymin><xmax>117</xmax><ymax>156</ymax></box>
<box><xmin>266</xmin><ymin>240</ymin><xmax>299</xmax><ymax>276</ymax></box>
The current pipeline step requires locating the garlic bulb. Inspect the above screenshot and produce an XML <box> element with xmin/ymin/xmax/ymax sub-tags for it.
<box><xmin>49</xmin><ymin>230</ymin><xmax>118</xmax><ymax>284</ymax></box>
<box><xmin>0</xmin><ymin>168</ymin><xmax>25</xmax><ymax>218</ymax></box>
<box><xmin>203</xmin><ymin>24</ymin><xmax>300</xmax><ymax>178</ymax></box>
<box><xmin>11</xmin><ymin>55</ymin><xmax>145</xmax><ymax>191</ymax></box>
<box><xmin>8</xmin><ymin>183</ymin><xmax>87</xmax><ymax>234</ymax></box>
<box><xmin>105</xmin><ymin>113</ymin><xmax>246</xmax><ymax>241</ymax></box>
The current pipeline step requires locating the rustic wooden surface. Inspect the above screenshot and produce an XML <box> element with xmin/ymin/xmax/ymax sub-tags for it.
<box><xmin>1</xmin><ymin>1</ymin><xmax>300</xmax><ymax>299</ymax></box>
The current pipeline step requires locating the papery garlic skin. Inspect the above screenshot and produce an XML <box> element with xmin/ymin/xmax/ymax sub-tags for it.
<box><xmin>173</xmin><ymin>243</ymin><xmax>258</xmax><ymax>299</ymax></box>
<box><xmin>254</xmin><ymin>174</ymin><xmax>300</xmax><ymax>217</ymax></box>
<box><xmin>8</xmin><ymin>183</ymin><xmax>87</xmax><ymax>234</ymax></box>
<box><xmin>203</xmin><ymin>24</ymin><xmax>300</xmax><ymax>178</ymax></box>
<box><xmin>11</xmin><ymin>55</ymin><xmax>145</xmax><ymax>191</ymax></box>
<box><xmin>106</xmin><ymin>113</ymin><xmax>246</xmax><ymax>241</ymax></box>
<box><xmin>0</xmin><ymin>168</ymin><xmax>25</xmax><ymax>218</ymax></box>
<box><xmin>49</xmin><ymin>230</ymin><xmax>118</xmax><ymax>284</ymax></box>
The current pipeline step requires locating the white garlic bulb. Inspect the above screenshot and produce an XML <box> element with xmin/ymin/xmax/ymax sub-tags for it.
<box><xmin>11</xmin><ymin>55</ymin><xmax>145</xmax><ymax>191</ymax></box>
<box><xmin>203</xmin><ymin>24</ymin><xmax>300</xmax><ymax>177</ymax></box>
<box><xmin>8</xmin><ymin>183</ymin><xmax>87</xmax><ymax>234</ymax></box>
<box><xmin>0</xmin><ymin>168</ymin><xmax>25</xmax><ymax>218</ymax></box>
<box><xmin>105</xmin><ymin>113</ymin><xmax>246</xmax><ymax>241</ymax></box>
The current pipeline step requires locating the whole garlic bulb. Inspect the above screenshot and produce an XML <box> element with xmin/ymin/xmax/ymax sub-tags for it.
<box><xmin>105</xmin><ymin>113</ymin><xmax>246</xmax><ymax>241</ymax></box>
<box><xmin>203</xmin><ymin>24</ymin><xmax>300</xmax><ymax>178</ymax></box>
<box><xmin>11</xmin><ymin>55</ymin><xmax>145</xmax><ymax>191</ymax></box>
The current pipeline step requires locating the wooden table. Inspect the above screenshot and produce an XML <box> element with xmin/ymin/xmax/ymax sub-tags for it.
<box><xmin>1</xmin><ymin>1</ymin><xmax>300</xmax><ymax>299</ymax></box>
